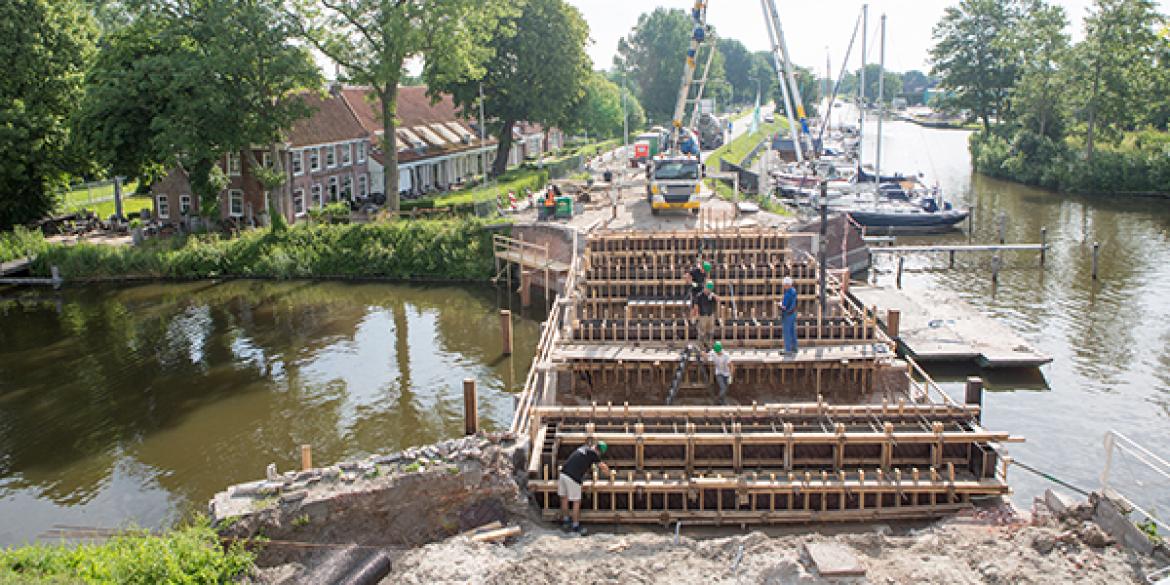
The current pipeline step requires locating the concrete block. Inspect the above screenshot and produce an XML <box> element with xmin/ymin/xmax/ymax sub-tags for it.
<box><xmin>804</xmin><ymin>542</ymin><xmax>866</xmax><ymax>576</ymax></box>
<box><xmin>1094</xmin><ymin>495</ymin><xmax>1155</xmax><ymax>555</ymax></box>
<box><xmin>1044</xmin><ymin>488</ymin><xmax>1077</xmax><ymax>516</ymax></box>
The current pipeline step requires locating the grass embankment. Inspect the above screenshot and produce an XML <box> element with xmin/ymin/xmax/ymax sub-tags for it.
<box><xmin>0</xmin><ymin>520</ymin><xmax>253</xmax><ymax>584</ymax></box>
<box><xmin>401</xmin><ymin>139</ymin><xmax>622</xmax><ymax>212</ymax></box>
<box><xmin>0</xmin><ymin>226</ymin><xmax>48</xmax><ymax>264</ymax></box>
<box><xmin>30</xmin><ymin>218</ymin><xmax>501</xmax><ymax>280</ymax></box>
<box><xmin>707</xmin><ymin>120</ymin><xmax>786</xmax><ymax>168</ymax></box>
<box><xmin>971</xmin><ymin>128</ymin><xmax>1170</xmax><ymax>194</ymax></box>
<box><xmin>60</xmin><ymin>181</ymin><xmax>151</xmax><ymax>218</ymax></box>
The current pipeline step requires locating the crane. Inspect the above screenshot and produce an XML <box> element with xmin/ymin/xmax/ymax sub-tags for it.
<box><xmin>646</xmin><ymin>1</ymin><xmax>713</xmax><ymax>215</ymax></box>
<box><xmin>760</xmin><ymin>0</ymin><xmax>810</xmax><ymax>162</ymax></box>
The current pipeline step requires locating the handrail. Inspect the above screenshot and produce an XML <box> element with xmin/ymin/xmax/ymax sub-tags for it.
<box><xmin>1101</xmin><ymin>430</ymin><xmax>1170</xmax><ymax>534</ymax></box>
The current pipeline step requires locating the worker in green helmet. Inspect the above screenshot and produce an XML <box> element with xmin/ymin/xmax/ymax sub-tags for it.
<box><xmin>691</xmin><ymin>280</ymin><xmax>719</xmax><ymax>350</ymax></box>
<box><xmin>708</xmin><ymin>341</ymin><xmax>735</xmax><ymax>404</ymax></box>
<box><xmin>688</xmin><ymin>259</ymin><xmax>711</xmax><ymax>301</ymax></box>
<box><xmin>558</xmin><ymin>441</ymin><xmax>611</xmax><ymax>535</ymax></box>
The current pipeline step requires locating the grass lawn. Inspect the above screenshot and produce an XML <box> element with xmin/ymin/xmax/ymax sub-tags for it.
<box><xmin>60</xmin><ymin>180</ymin><xmax>151</xmax><ymax>218</ymax></box>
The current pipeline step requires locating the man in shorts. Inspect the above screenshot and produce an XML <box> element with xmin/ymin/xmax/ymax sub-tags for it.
<box><xmin>558</xmin><ymin>441</ymin><xmax>610</xmax><ymax>535</ymax></box>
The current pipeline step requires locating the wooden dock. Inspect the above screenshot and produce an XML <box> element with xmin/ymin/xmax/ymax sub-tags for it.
<box><xmin>850</xmin><ymin>284</ymin><xmax>1051</xmax><ymax>368</ymax></box>
<box><xmin>0</xmin><ymin>258</ymin><xmax>31</xmax><ymax>276</ymax></box>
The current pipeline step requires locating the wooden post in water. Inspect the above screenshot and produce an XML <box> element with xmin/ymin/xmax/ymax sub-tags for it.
<box><xmin>1040</xmin><ymin>227</ymin><xmax>1047</xmax><ymax>267</ymax></box>
<box><xmin>886</xmin><ymin>309</ymin><xmax>901</xmax><ymax>339</ymax></box>
<box><xmin>463</xmin><ymin>379</ymin><xmax>479</xmax><ymax>435</ymax></box>
<box><xmin>520</xmin><ymin>270</ymin><xmax>533</xmax><ymax>307</ymax></box>
<box><xmin>997</xmin><ymin>212</ymin><xmax>1007</xmax><ymax>245</ymax></box>
<box><xmin>949</xmin><ymin>250</ymin><xmax>955</xmax><ymax>269</ymax></box>
<box><xmin>500</xmin><ymin>309</ymin><xmax>513</xmax><ymax>355</ymax></box>
<box><xmin>1091</xmin><ymin>241</ymin><xmax>1100</xmax><ymax>280</ymax></box>
<box><xmin>967</xmin><ymin>205</ymin><xmax>975</xmax><ymax>244</ymax></box>
<box><xmin>965</xmin><ymin>377</ymin><xmax>984</xmax><ymax>422</ymax></box>
<box><xmin>895</xmin><ymin>256</ymin><xmax>904</xmax><ymax>289</ymax></box>
<box><xmin>991</xmin><ymin>254</ymin><xmax>1001</xmax><ymax>284</ymax></box>
<box><xmin>300</xmin><ymin>444</ymin><xmax>312</xmax><ymax>471</ymax></box>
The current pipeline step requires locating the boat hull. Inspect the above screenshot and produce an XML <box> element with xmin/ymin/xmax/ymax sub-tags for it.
<box><xmin>847</xmin><ymin>209</ymin><xmax>969</xmax><ymax>235</ymax></box>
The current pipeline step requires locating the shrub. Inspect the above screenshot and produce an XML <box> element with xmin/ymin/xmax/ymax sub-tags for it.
<box><xmin>0</xmin><ymin>226</ymin><xmax>48</xmax><ymax>263</ymax></box>
<box><xmin>0</xmin><ymin>519</ymin><xmax>253</xmax><ymax>584</ymax></box>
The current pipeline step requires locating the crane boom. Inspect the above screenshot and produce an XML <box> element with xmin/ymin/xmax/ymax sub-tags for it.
<box><xmin>760</xmin><ymin>0</ymin><xmax>804</xmax><ymax>162</ymax></box>
<box><xmin>668</xmin><ymin>1</ymin><xmax>711</xmax><ymax>154</ymax></box>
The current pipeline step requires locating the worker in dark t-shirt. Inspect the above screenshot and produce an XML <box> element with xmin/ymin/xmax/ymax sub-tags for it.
<box><xmin>691</xmin><ymin>280</ymin><xmax>719</xmax><ymax>350</ymax></box>
<box><xmin>558</xmin><ymin>441</ymin><xmax>610</xmax><ymax>535</ymax></box>
<box><xmin>688</xmin><ymin>260</ymin><xmax>710</xmax><ymax>300</ymax></box>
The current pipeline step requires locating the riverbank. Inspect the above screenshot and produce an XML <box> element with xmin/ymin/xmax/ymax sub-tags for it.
<box><xmin>27</xmin><ymin>218</ymin><xmax>502</xmax><ymax>281</ymax></box>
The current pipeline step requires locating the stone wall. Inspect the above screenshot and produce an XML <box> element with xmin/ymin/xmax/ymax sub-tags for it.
<box><xmin>210</xmin><ymin>433</ymin><xmax>524</xmax><ymax>567</ymax></box>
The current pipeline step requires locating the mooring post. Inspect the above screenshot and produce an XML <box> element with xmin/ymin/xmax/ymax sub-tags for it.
<box><xmin>886</xmin><ymin>309</ymin><xmax>901</xmax><ymax>339</ymax></box>
<box><xmin>991</xmin><ymin>253</ymin><xmax>1001</xmax><ymax>284</ymax></box>
<box><xmin>997</xmin><ymin>212</ymin><xmax>1007</xmax><ymax>245</ymax></box>
<box><xmin>300</xmin><ymin>444</ymin><xmax>312</xmax><ymax>471</ymax></box>
<box><xmin>968</xmin><ymin>205</ymin><xmax>975</xmax><ymax>244</ymax></box>
<box><xmin>1091</xmin><ymin>241</ymin><xmax>1100</xmax><ymax>280</ymax></box>
<box><xmin>965</xmin><ymin>377</ymin><xmax>984</xmax><ymax>422</ymax></box>
<box><xmin>519</xmin><ymin>270</ymin><xmax>533</xmax><ymax>307</ymax></box>
<box><xmin>500</xmin><ymin>309</ymin><xmax>513</xmax><ymax>355</ymax></box>
<box><xmin>1040</xmin><ymin>227</ymin><xmax>1047</xmax><ymax>267</ymax></box>
<box><xmin>463</xmin><ymin>378</ymin><xmax>479</xmax><ymax>435</ymax></box>
<box><xmin>50</xmin><ymin>265</ymin><xmax>62</xmax><ymax>290</ymax></box>
<box><xmin>948</xmin><ymin>250</ymin><xmax>955</xmax><ymax>269</ymax></box>
<box><xmin>895</xmin><ymin>256</ymin><xmax>904</xmax><ymax>289</ymax></box>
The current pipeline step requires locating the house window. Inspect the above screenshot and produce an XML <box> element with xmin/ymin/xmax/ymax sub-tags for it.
<box><xmin>325</xmin><ymin>145</ymin><xmax>336</xmax><ymax>168</ymax></box>
<box><xmin>262</xmin><ymin>152</ymin><xmax>272</xmax><ymax>169</ymax></box>
<box><xmin>340</xmin><ymin>143</ymin><xmax>352</xmax><ymax>166</ymax></box>
<box><xmin>293</xmin><ymin>189</ymin><xmax>305</xmax><ymax>215</ymax></box>
<box><xmin>341</xmin><ymin>175</ymin><xmax>353</xmax><ymax>200</ymax></box>
<box><xmin>227</xmin><ymin>152</ymin><xmax>242</xmax><ymax>176</ymax></box>
<box><xmin>292</xmin><ymin>151</ymin><xmax>303</xmax><ymax>175</ymax></box>
<box><xmin>357</xmin><ymin>141</ymin><xmax>366</xmax><ymax>163</ymax></box>
<box><xmin>179</xmin><ymin>194</ymin><xmax>192</xmax><ymax>215</ymax></box>
<box><xmin>358</xmin><ymin>175</ymin><xmax>368</xmax><ymax>198</ymax></box>
<box><xmin>328</xmin><ymin>176</ymin><xmax>338</xmax><ymax>201</ymax></box>
<box><xmin>311</xmin><ymin>184</ymin><xmax>322</xmax><ymax>207</ymax></box>
<box><xmin>156</xmin><ymin>194</ymin><xmax>170</xmax><ymax>219</ymax></box>
<box><xmin>228</xmin><ymin>189</ymin><xmax>243</xmax><ymax>217</ymax></box>
<box><xmin>309</xmin><ymin>149</ymin><xmax>320</xmax><ymax>172</ymax></box>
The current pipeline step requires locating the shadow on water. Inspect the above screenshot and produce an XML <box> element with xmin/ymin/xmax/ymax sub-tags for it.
<box><xmin>0</xmin><ymin>280</ymin><xmax>541</xmax><ymax>545</ymax></box>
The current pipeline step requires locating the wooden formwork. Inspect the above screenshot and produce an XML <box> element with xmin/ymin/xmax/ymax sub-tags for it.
<box><xmin>584</xmin><ymin>262</ymin><xmax>818</xmax><ymax>283</ymax></box>
<box><xmin>570</xmin><ymin>315</ymin><xmax>880</xmax><ymax>346</ymax></box>
<box><xmin>586</xmin><ymin>229</ymin><xmax>810</xmax><ymax>255</ymax></box>
<box><xmin>526</xmin><ymin>405</ymin><xmax>1016</xmax><ymax>524</ymax></box>
<box><xmin>577</xmin><ymin>296</ymin><xmax>825</xmax><ymax>321</ymax></box>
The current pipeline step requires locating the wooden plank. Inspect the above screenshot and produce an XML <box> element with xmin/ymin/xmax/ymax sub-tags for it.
<box><xmin>550</xmin><ymin>344</ymin><xmax>891</xmax><ymax>364</ymax></box>
<box><xmin>470</xmin><ymin>526</ymin><xmax>522</xmax><ymax>543</ymax></box>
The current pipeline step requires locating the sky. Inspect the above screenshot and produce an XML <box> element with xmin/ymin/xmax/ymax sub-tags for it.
<box><xmin>566</xmin><ymin>0</ymin><xmax>1170</xmax><ymax>75</ymax></box>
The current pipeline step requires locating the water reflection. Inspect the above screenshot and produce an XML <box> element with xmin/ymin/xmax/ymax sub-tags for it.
<box><xmin>0</xmin><ymin>281</ymin><xmax>538</xmax><ymax>545</ymax></box>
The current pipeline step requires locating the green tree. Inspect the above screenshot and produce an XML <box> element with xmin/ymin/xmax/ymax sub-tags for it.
<box><xmin>929</xmin><ymin>0</ymin><xmax>1024</xmax><ymax>134</ymax></box>
<box><xmin>569</xmin><ymin>72</ymin><xmax>646</xmax><ymax>139</ymax></box>
<box><xmin>293</xmin><ymin>0</ymin><xmax>518</xmax><ymax>211</ymax></box>
<box><xmin>1073</xmin><ymin>0</ymin><xmax>1166</xmax><ymax>160</ymax></box>
<box><xmin>1010</xmin><ymin>1</ymin><xmax>1070</xmax><ymax>140</ymax></box>
<box><xmin>0</xmin><ymin>0</ymin><xmax>97</xmax><ymax>228</ymax></box>
<box><xmin>437</xmin><ymin>0</ymin><xmax>590</xmax><ymax>176</ymax></box>
<box><xmin>717</xmin><ymin>38</ymin><xmax>754</xmax><ymax>105</ymax></box>
<box><xmin>616</xmin><ymin>8</ymin><xmax>718</xmax><ymax>124</ymax></box>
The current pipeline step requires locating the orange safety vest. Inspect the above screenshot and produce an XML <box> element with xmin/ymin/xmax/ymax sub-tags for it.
<box><xmin>545</xmin><ymin>191</ymin><xmax>555</xmax><ymax>207</ymax></box>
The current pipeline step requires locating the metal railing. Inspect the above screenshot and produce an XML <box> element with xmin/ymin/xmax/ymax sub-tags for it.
<box><xmin>1101</xmin><ymin>430</ymin><xmax>1170</xmax><ymax>534</ymax></box>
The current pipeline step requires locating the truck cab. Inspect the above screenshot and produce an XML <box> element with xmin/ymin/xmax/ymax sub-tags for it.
<box><xmin>647</xmin><ymin>154</ymin><xmax>704</xmax><ymax>214</ymax></box>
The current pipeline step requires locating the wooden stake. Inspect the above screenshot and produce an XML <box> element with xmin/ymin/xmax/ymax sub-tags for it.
<box><xmin>1039</xmin><ymin>227</ymin><xmax>1047</xmax><ymax>267</ymax></box>
<box><xmin>1091</xmin><ymin>241</ymin><xmax>1100</xmax><ymax>280</ymax></box>
<box><xmin>463</xmin><ymin>378</ymin><xmax>479</xmax><ymax>435</ymax></box>
<box><xmin>500</xmin><ymin>310</ymin><xmax>513</xmax><ymax>355</ymax></box>
<box><xmin>895</xmin><ymin>256</ymin><xmax>904</xmax><ymax>289</ymax></box>
<box><xmin>300</xmin><ymin>444</ymin><xmax>312</xmax><ymax>471</ymax></box>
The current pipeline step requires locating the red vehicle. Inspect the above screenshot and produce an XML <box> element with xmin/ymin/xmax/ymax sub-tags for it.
<box><xmin>631</xmin><ymin>141</ymin><xmax>651</xmax><ymax>167</ymax></box>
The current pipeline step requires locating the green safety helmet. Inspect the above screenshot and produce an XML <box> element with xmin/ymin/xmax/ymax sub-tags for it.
<box><xmin>597</xmin><ymin>441</ymin><xmax>608</xmax><ymax>454</ymax></box>
<box><xmin>702</xmin><ymin>261</ymin><xmax>711</xmax><ymax>272</ymax></box>
<box><xmin>705</xmin><ymin>280</ymin><xmax>714</xmax><ymax>290</ymax></box>
<box><xmin>714</xmin><ymin>341</ymin><xmax>723</xmax><ymax>353</ymax></box>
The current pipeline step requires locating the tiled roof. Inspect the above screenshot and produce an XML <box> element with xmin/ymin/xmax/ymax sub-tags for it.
<box><xmin>339</xmin><ymin>85</ymin><xmax>499</xmax><ymax>162</ymax></box>
<box><xmin>287</xmin><ymin>91</ymin><xmax>369</xmax><ymax>148</ymax></box>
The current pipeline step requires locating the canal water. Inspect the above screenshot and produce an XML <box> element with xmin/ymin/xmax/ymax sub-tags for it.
<box><xmin>0</xmin><ymin>281</ymin><xmax>540</xmax><ymax>545</ymax></box>
<box><xmin>860</xmin><ymin>116</ymin><xmax>1170</xmax><ymax>523</ymax></box>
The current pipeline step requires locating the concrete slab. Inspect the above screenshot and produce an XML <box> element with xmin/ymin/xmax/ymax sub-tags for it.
<box><xmin>804</xmin><ymin>542</ymin><xmax>866</xmax><ymax>576</ymax></box>
<box><xmin>850</xmin><ymin>284</ymin><xmax>1051</xmax><ymax>368</ymax></box>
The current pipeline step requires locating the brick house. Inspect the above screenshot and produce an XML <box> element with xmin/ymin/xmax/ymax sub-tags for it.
<box><xmin>151</xmin><ymin>90</ymin><xmax>372</xmax><ymax>226</ymax></box>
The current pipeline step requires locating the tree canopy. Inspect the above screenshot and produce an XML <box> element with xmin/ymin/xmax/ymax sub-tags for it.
<box><xmin>436</xmin><ymin>0</ymin><xmax>591</xmax><ymax>176</ymax></box>
<box><xmin>293</xmin><ymin>0</ymin><xmax>518</xmax><ymax>211</ymax></box>
<box><xmin>0</xmin><ymin>0</ymin><xmax>97</xmax><ymax>228</ymax></box>
<box><xmin>569</xmin><ymin>72</ymin><xmax>646</xmax><ymax>140</ymax></box>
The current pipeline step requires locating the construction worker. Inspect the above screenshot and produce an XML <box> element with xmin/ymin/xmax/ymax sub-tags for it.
<box><xmin>691</xmin><ymin>280</ymin><xmax>718</xmax><ymax>350</ymax></box>
<box><xmin>558</xmin><ymin>441</ymin><xmax>610</xmax><ymax>535</ymax></box>
<box><xmin>781</xmin><ymin>276</ymin><xmax>798</xmax><ymax>354</ymax></box>
<box><xmin>708</xmin><ymin>341</ymin><xmax>734</xmax><ymax>404</ymax></box>
<box><xmin>688</xmin><ymin>260</ymin><xmax>711</xmax><ymax>300</ymax></box>
<box><xmin>542</xmin><ymin>186</ymin><xmax>556</xmax><ymax>220</ymax></box>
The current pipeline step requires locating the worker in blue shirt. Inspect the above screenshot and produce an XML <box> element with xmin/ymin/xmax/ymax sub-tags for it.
<box><xmin>780</xmin><ymin>276</ymin><xmax>798</xmax><ymax>354</ymax></box>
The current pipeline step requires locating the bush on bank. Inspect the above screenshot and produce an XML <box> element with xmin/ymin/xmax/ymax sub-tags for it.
<box><xmin>971</xmin><ymin>128</ymin><xmax>1170</xmax><ymax>194</ymax></box>
<box><xmin>0</xmin><ymin>226</ymin><xmax>48</xmax><ymax>264</ymax></box>
<box><xmin>0</xmin><ymin>520</ymin><xmax>253</xmax><ymax>584</ymax></box>
<box><xmin>30</xmin><ymin>218</ymin><xmax>502</xmax><ymax>280</ymax></box>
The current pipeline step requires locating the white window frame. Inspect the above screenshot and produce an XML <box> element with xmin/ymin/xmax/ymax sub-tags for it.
<box><xmin>293</xmin><ymin>188</ymin><xmax>305</xmax><ymax>216</ymax></box>
<box><xmin>358</xmin><ymin>174</ymin><xmax>368</xmax><ymax>198</ymax></box>
<box><xmin>309</xmin><ymin>149</ymin><xmax>320</xmax><ymax>172</ymax></box>
<box><xmin>341</xmin><ymin>175</ymin><xmax>352</xmax><ymax>200</ymax></box>
<box><xmin>310</xmin><ymin>184</ymin><xmax>322</xmax><ymax>207</ymax></box>
<box><xmin>156</xmin><ymin>194</ymin><xmax>170</xmax><ymax>219</ymax></box>
<box><xmin>328</xmin><ymin>176</ymin><xmax>339</xmax><ymax>201</ymax></box>
<box><xmin>325</xmin><ymin>145</ymin><xmax>336</xmax><ymax>168</ymax></box>
<box><xmin>357</xmin><ymin>141</ymin><xmax>367</xmax><ymax>163</ymax></box>
<box><xmin>227</xmin><ymin>152</ymin><xmax>242</xmax><ymax>177</ymax></box>
<box><xmin>340</xmin><ymin>143</ymin><xmax>352</xmax><ymax>166</ymax></box>
<box><xmin>179</xmin><ymin>194</ymin><xmax>192</xmax><ymax>215</ymax></box>
<box><xmin>261</xmin><ymin>152</ymin><xmax>272</xmax><ymax>169</ymax></box>
<box><xmin>292</xmin><ymin>151</ymin><xmax>304</xmax><ymax>176</ymax></box>
<box><xmin>228</xmin><ymin>189</ymin><xmax>244</xmax><ymax>217</ymax></box>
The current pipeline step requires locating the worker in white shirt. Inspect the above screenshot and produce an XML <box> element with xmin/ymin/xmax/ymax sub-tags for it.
<box><xmin>708</xmin><ymin>341</ymin><xmax>734</xmax><ymax>405</ymax></box>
